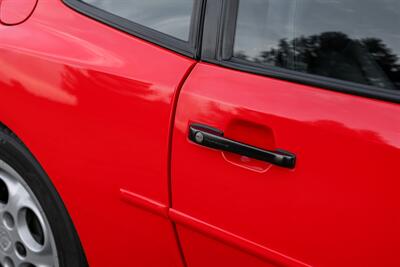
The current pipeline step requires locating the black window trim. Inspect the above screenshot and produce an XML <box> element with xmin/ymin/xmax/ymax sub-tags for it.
<box><xmin>201</xmin><ymin>0</ymin><xmax>400</xmax><ymax>104</ymax></box>
<box><xmin>62</xmin><ymin>0</ymin><xmax>206</xmax><ymax>59</ymax></box>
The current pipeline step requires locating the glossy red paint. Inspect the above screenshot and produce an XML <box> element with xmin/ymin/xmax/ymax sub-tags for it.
<box><xmin>0</xmin><ymin>0</ymin><xmax>399</xmax><ymax>266</ymax></box>
<box><xmin>171</xmin><ymin>63</ymin><xmax>400</xmax><ymax>267</ymax></box>
<box><xmin>120</xmin><ymin>189</ymin><xmax>169</xmax><ymax>219</ymax></box>
<box><xmin>0</xmin><ymin>0</ymin><xmax>194</xmax><ymax>266</ymax></box>
<box><xmin>169</xmin><ymin>209</ymin><xmax>311</xmax><ymax>267</ymax></box>
<box><xmin>0</xmin><ymin>0</ymin><xmax>38</xmax><ymax>25</ymax></box>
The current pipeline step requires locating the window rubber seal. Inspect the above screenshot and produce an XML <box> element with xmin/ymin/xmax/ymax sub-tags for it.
<box><xmin>62</xmin><ymin>0</ymin><xmax>205</xmax><ymax>59</ymax></box>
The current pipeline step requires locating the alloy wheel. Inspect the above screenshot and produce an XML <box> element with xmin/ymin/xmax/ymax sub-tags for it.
<box><xmin>0</xmin><ymin>159</ymin><xmax>58</xmax><ymax>267</ymax></box>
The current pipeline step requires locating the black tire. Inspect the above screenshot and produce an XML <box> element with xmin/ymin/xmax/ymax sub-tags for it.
<box><xmin>0</xmin><ymin>124</ymin><xmax>88</xmax><ymax>267</ymax></box>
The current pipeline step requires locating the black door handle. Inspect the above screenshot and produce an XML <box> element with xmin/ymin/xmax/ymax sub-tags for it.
<box><xmin>188</xmin><ymin>124</ymin><xmax>296</xmax><ymax>169</ymax></box>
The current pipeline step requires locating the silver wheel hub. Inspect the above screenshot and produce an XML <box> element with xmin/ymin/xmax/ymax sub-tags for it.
<box><xmin>0</xmin><ymin>160</ymin><xmax>58</xmax><ymax>267</ymax></box>
<box><xmin>0</xmin><ymin>227</ymin><xmax>12</xmax><ymax>253</ymax></box>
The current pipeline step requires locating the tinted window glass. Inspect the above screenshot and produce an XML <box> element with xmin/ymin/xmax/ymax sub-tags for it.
<box><xmin>80</xmin><ymin>0</ymin><xmax>195</xmax><ymax>41</ymax></box>
<box><xmin>234</xmin><ymin>0</ymin><xmax>400</xmax><ymax>91</ymax></box>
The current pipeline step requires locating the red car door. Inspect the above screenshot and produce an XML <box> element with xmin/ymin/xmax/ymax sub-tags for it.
<box><xmin>171</xmin><ymin>1</ymin><xmax>400</xmax><ymax>267</ymax></box>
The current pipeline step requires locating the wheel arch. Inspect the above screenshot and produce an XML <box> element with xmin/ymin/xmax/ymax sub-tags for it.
<box><xmin>0</xmin><ymin>119</ymin><xmax>89</xmax><ymax>266</ymax></box>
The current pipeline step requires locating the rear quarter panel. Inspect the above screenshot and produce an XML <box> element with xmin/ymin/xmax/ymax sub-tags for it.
<box><xmin>0</xmin><ymin>1</ymin><xmax>194</xmax><ymax>266</ymax></box>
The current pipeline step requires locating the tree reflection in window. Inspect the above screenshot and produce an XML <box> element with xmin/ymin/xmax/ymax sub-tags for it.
<box><xmin>235</xmin><ymin>32</ymin><xmax>400</xmax><ymax>90</ymax></box>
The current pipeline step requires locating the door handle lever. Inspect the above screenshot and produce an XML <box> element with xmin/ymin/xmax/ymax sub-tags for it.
<box><xmin>189</xmin><ymin>124</ymin><xmax>296</xmax><ymax>169</ymax></box>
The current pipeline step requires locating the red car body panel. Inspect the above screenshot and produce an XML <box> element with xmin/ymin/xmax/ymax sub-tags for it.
<box><xmin>0</xmin><ymin>0</ymin><xmax>38</xmax><ymax>25</ymax></box>
<box><xmin>0</xmin><ymin>1</ymin><xmax>399</xmax><ymax>267</ymax></box>
<box><xmin>171</xmin><ymin>63</ymin><xmax>400</xmax><ymax>267</ymax></box>
<box><xmin>0</xmin><ymin>1</ymin><xmax>194</xmax><ymax>266</ymax></box>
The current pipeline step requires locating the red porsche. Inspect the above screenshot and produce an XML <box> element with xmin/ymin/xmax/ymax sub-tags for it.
<box><xmin>0</xmin><ymin>0</ymin><xmax>399</xmax><ymax>266</ymax></box>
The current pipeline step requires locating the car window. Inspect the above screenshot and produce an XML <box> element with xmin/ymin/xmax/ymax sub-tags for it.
<box><xmin>233</xmin><ymin>0</ymin><xmax>400</xmax><ymax>91</ymax></box>
<box><xmin>80</xmin><ymin>0</ymin><xmax>195</xmax><ymax>41</ymax></box>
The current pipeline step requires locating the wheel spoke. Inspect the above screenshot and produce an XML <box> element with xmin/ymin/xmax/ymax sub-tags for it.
<box><xmin>5</xmin><ymin>184</ymin><xmax>28</xmax><ymax>219</ymax></box>
<box><xmin>25</xmin><ymin>246</ymin><xmax>56</xmax><ymax>267</ymax></box>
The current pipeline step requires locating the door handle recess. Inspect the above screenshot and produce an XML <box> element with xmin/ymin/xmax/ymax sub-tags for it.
<box><xmin>189</xmin><ymin>124</ymin><xmax>296</xmax><ymax>169</ymax></box>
